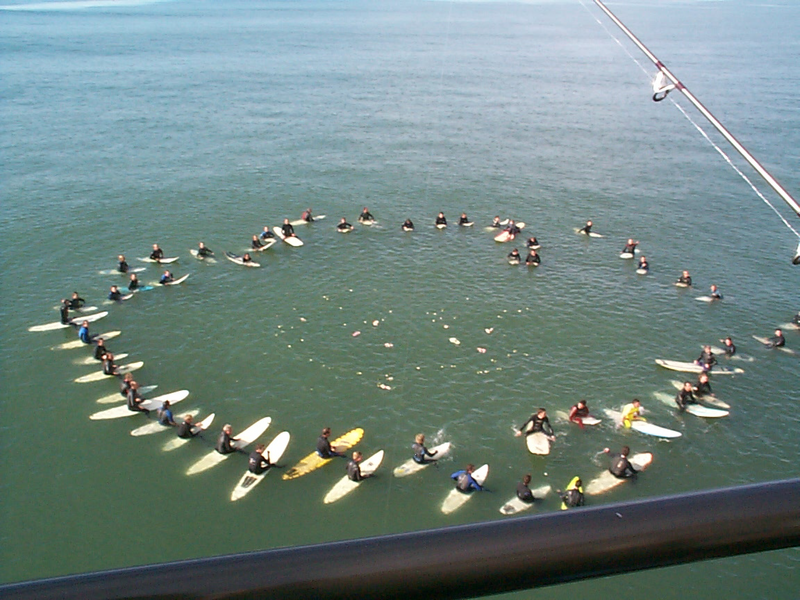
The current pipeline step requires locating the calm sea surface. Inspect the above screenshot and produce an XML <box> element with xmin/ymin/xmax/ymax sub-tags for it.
<box><xmin>1</xmin><ymin>0</ymin><xmax>798</xmax><ymax>597</ymax></box>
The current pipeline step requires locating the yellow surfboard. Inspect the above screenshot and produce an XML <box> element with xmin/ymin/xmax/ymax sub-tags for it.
<box><xmin>282</xmin><ymin>428</ymin><xmax>364</xmax><ymax>480</ymax></box>
<box><xmin>560</xmin><ymin>476</ymin><xmax>583</xmax><ymax>510</ymax></box>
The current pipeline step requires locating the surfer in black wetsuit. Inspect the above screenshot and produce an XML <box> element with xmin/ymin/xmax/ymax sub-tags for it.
<box><xmin>158</xmin><ymin>400</ymin><xmax>176</xmax><ymax>427</ymax></box>
<box><xmin>516</xmin><ymin>474</ymin><xmax>535</xmax><ymax>503</ymax></box>
<box><xmin>347</xmin><ymin>451</ymin><xmax>370</xmax><ymax>482</ymax></box>
<box><xmin>177</xmin><ymin>414</ymin><xmax>199</xmax><ymax>439</ymax></box>
<box><xmin>94</xmin><ymin>337</ymin><xmax>108</xmax><ymax>361</ymax></box>
<box><xmin>402</xmin><ymin>218</ymin><xmax>414</xmax><ymax>231</ymax></box>
<box><xmin>606</xmin><ymin>446</ymin><xmax>637</xmax><ymax>479</ymax></box>
<box><xmin>197</xmin><ymin>242</ymin><xmax>214</xmax><ymax>257</ymax></box>
<box><xmin>622</xmin><ymin>239</ymin><xmax>638</xmax><ymax>254</ymax></box>
<box><xmin>504</xmin><ymin>220</ymin><xmax>521</xmax><ymax>238</ymax></box>
<box><xmin>101</xmin><ymin>352</ymin><xmax>119</xmax><ymax>376</ymax></box>
<box><xmin>316</xmin><ymin>427</ymin><xmax>342</xmax><ymax>458</ymax></box>
<box><xmin>568</xmin><ymin>400</ymin><xmax>590</xmax><ymax>426</ymax></box>
<box><xmin>451</xmin><ymin>464</ymin><xmax>483</xmax><ymax>493</ymax></box>
<box><xmin>126</xmin><ymin>381</ymin><xmax>149</xmax><ymax>415</ymax></box>
<box><xmin>117</xmin><ymin>255</ymin><xmax>129</xmax><ymax>273</ymax></box>
<box><xmin>68</xmin><ymin>292</ymin><xmax>86</xmax><ymax>310</ymax></box>
<box><xmin>108</xmin><ymin>286</ymin><xmax>123</xmax><ymax>302</ymax></box>
<box><xmin>251</xmin><ymin>235</ymin><xmax>265</xmax><ymax>250</ymax></box>
<box><xmin>358</xmin><ymin>207</ymin><xmax>374</xmax><ymax>223</ymax></box>
<box><xmin>119</xmin><ymin>372</ymin><xmax>134</xmax><ymax>396</ymax></box>
<box><xmin>693</xmin><ymin>372</ymin><xmax>712</xmax><ymax>397</ymax></box>
<box><xmin>128</xmin><ymin>273</ymin><xmax>140</xmax><ymax>291</ymax></box>
<box><xmin>159</xmin><ymin>270</ymin><xmax>174</xmax><ymax>285</ymax></box>
<box><xmin>248</xmin><ymin>444</ymin><xmax>272</xmax><ymax>474</ymax></box>
<box><xmin>435</xmin><ymin>212</ymin><xmax>447</xmax><ymax>227</ymax></box>
<box><xmin>337</xmin><ymin>218</ymin><xmax>353</xmax><ymax>232</ymax></box>
<box><xmin>59</xmin><ymin>299</ymin><xmax>71</xmax><ymax>324</ymax></box>
<box><xmin>301</xmin><ymin>208</ymin><xmax>314</xmax><ymax>223</ymax></box>
<box><xmin>560</xmin><ymin>478</ymin><xmax>584</xmax><ymax>508</ymax></box>
<box><xmin>792</xmin><ymin>311</ymin><xmax>800</xmax><ymax>326</ymax></box>
<box><xmin>458</xmin><ymin>213</ymin><xmax>471</xmax><ymax>226</ymax></box>
<box><xmin>637</xmin><ymin>256</ymin><xmax>649</xmax><ymax>272</ymax></box>
<box><xmin>525</xmin><ymin>249</ymin><xmax>540</xmax><ymax>266</ymax></box>
<box><xmin>490</xmin><ymin>216</ymin><xmax>502</xmax><ymax>228</ymax></box>
<box><xmin>677</xmin><ymin>270</ymin><xmax>692</xmax><ymax>287</ymax></box>
<box><xmin>260</xmin><ymin>226</ymin><xmax>275</xmax><ymax>241</ymax></box>
<box><xmin>767</xmin><ymin>328</ymin><xmax>786</xmax><ymax>348</ymax></box>
<box><xmin>281</xmin><ymin>219</ymin><xmax>296</xmax><ymax>238</ymax></box>
<box><xmin>242</xmin><ymin>253</ymin><xmax>253</xmax><ymax>264</ymax></box>
<box><xmin>150</xmin><ymin>244</ymin><xmax>164</xmax><ymax>261</ymax></box>
<box><xmin>508</xmin><ymin>248</ymin><xmax>521</xmax><ymax>264</ymax></box>
<box><xmin>515</xmin><ymin>408</ymin><xmax>555</xmax><ymax>439</ymax></box>
<box><xmin>720</xmin><ymin>337</ymin><xmax>736</xmax><ymax>356</ymax></box>
<box><xmin>525</xmin><ymin>236</ymin><xmax>540</xmax><ymax>249</ymax></box>
<box><xmin>578</xmin><ymin>220</ymin><xmax>593</xmax><ymax>235</ymax></box>
<box><xmin>412</xmin><ymin>433</ymin><xmax>438</xmax><ymax>464</ymax></box>
<box><xmin>694</xmin><ymin>345</ymin><xmax>717</xmax><ymax>371</ymax></box>
<box><xmin>216</xmin><ymin>424</ymin><xmax>238</xmax><ymax>454</ymax></box>
<box><xmin>675</xmin><ymin>381</ymin><xmax>698</xmax><ymax>411</ymax></box>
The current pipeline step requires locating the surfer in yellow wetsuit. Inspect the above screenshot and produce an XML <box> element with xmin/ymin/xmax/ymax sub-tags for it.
<box><xmin>621</xmin><ymin>399</ymin><xmax>645</xmax><ymax>428</ymax></box>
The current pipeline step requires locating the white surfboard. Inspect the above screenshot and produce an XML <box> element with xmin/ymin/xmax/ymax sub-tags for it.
<box><xmin>553</xmin><ymin>410</ymin><xmax>601</xmax><ymax>426</ymax></box>
<box><xmin>53</xmin><ymin>330</ymin><xmax>121</xmax><ymax>350</ymax></box>
<box><xmin>249</xmin><ymin>238</ymin><xmax>277</xmax><ymax>252</ymax></box>
<box><xmin>189</xmin><ymin>249</ymin><xmax>218</xmax><ymax>262</ymax></box>
<box><xmin>150</xmin><ymin>273</ymin><xmax>190</xmax><ymax>286</ymax></box>
<box><xmin>99</xmin><ymin>267</ymin><xmax>146</xmax><ymax>275</ymax></box>
<box><xmin>652</xmin><ymin>391</ymin><xmax>729</xmax><ymax>418</ymax></box>
<box><xmin>89</xmin><ymin>390</ymin><xmax>189</xmax><ymax>420</ymax></box>
<box><xmin>753</xmin><ymin>335</ymin><xmax>796</xmax><ymax>355</ymax></box>
<box><xmin>705</xmin><ymin>345</ymin><xmax>753</xmax><ymax>363</ymax></box>
<box><xmin>273</xmin><ymin>226</ymin><xmax>304</xmax><ymax>247</ymax></box>
<box><xmin>358</xmin><ymin>218</ymin><xmax>376</xmax><ymax>226</ymax></box>
<box><xmin>668</xmin><ymin>380</ymin><xmax>731</xmax><ymax>409</ymax></box>
<box><xmin>779</xmin><ymin>322</ymin><xmax>800</xmax><ymax>331</ymax></box>
<box><xmin>441</xmin><ymin>464</ymin><xmax>489</xmax><ymax>514</ymax></box>
<box><xmin>499</xmin><ymin>484</ymin><xmax>551</xmax><ymax>515</ymax></box>
<box><xmin>435</xmin><ymin>223</ymin><xmax>447</xmax><ymax>229</ymax></box>
<box><xmin>74</xmin><ymin>360</ymin><xmax>144</xmax><ymax>383</ymax></box>
<box><xmin>289</xmin><ymin>215</ymin><xmax>326</xmax><ymax>226</ymax></box>
<box><xmin>585</xmin><ymin>453</ymin><xmax>653</xmax><ymax>495</ymax></box>
<box><xmin>526</xmin><ymin>431</ymin><xmax>552</xmax><ymax>455</ymax></box>
<box><xmin>393</xmin><ymin>442</ymin><xmax>452</xmax><ymax>477</ymax></box>
<box><xmin>508</xmin><ymin>257</ymin><xmax>520</xmax><ymax>265</ymax></box>
<box><xmin>459</xmin><ymin>221</ymin><xmax>474</xmax><ymax>227</ymax></box>
<box><xmin>29</xmin><ymin>310</ymin><xmax>108</xmax><ymax>332</ymax></box>
<box><xmin>494</xmin><ymin>223</ymin><xmax>526</xmax><ymax>243</ymax></box>
<box><xmin>337</xmin><ymin>225</ymin><xmax>354</xmax><ymax>233</ymax></box>
<box><xmin>96</xmin><ymin>384</ymin><xmax>158</xmax><ymax>404</ymax></box>
<box><xmin>636</xmin><ymin>268</ymin><xmax>648</xmax><ymax>275</ymax></box>
<box><xmin>631</xmin><ymin>420</ymin><xmax>681</xmax><ymax>439</ymax></box>
<box><xmin>323</xmin><ymin>449</ymin><xmax>384</xmax><ymax>504</ymax></box>
<box><xmin>655</xmin><ymin>359</ymin><xmax>743</xmax><ymax>375</ymax></box>
<box><xmin>52</xmin><ymin>304</ymin><xmax>99</xmax><ymax>313</ymax></box>
<box><xmin>224</xmin><ymin>252</ymin><xmax>260</xmax><ymax>267</ymax></box>
<box><xmin>574</xmin><ymin>228</ymin><xmax>603</xmax><ymax>238</ymax></box>
<box><xmin>619</xmin><ymin>252</ymin><xmax>634</xmax><ymax>259</ymax></box>
<box><xmin>138</xmin><ymin>256</ymin><xmax>179</xmax><ymax>264</ymax></box>
<box><xmin>75</xmin><ymin>352</ymin><xmax>128</xmax><ymax>366</ymax></box>
<box><xmin>130</xmin><ymin>409</ymin><xmax>200</xmax><ymax>436</ymax></box>
<box><xmin>186</xmin><ymin>417</ymin><xmax>272</xmax><ymax>476</ymax></box>
<box><xmin>230</xmin><ymin>431</ymin><xmax>291</xmax><ymax>501</ymax></box>
<box><xmin>162</xmin><ymin>413</ymin><xmax>216</xmax><ymax>452</ymax></box>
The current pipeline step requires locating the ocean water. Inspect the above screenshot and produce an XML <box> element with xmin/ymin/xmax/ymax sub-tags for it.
<box><xmin>1</xmin><ymin>0</ymin><xmax>798</xmax><ymax>597</ymax></box>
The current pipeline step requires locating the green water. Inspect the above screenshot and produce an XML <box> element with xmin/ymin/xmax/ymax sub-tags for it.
<box><xmin>1</xmin><ymin>0</ymin><xmax>799</xmax><ymax>597</ymax></box>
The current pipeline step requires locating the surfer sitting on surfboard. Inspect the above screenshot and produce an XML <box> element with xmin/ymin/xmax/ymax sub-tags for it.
<box><xmin>126</xmin><ymin>381</ymin><xmax>149</xmax><ymax>415</ymax></box>
<box><xmin>694</xmin><ymin>345</ymin><xmax>717</xmax><ymax>371</ymax></box>
<box><xmin>490</xmin><ymin>216</ymin><xmax>501</xmax><ymax>228</ymax></box>
<box><xmin>720</xmin><ymin>337</ymin><xmax>736</xmax><ymax>356</ymax></box>
<box><xmin>117</xmin><ymin>255</ymin><xmax>129</xmax><ymax>273</ymax></box>
<box><xmin>568</xmin><ymin>400</ymin><xmax>590</xmax><ymax>427</ymax></box>
<box><xmin>606</xmin><ymin>446</ymin><xmax>638</xmax><ymax>480</ymax></box>
<box><xmin>677</xmin><ymin>270</ymin><xmax>692</xmax><ymax>287</ymax></box>
<box><xmin>337</xmin><ymin>218</ymin><xmax>353</xmax><ymax>232</ymax></box>
<box><xmin>694</xmin><ymin>373</ymin><xmax>713</xmax><ymax>397</ymax></box>
<box><xmin>158</xmin><ymin>400</ymin><xmax>177</xmax><ymax>427</ymax></box>
<box><xmin>317</xmin><ymin>427</ymin><xmax>343</xmax><ymax>458</ymax></box>
<box><xmin>560</xmin><ymin>478</ymin><xmax>584</xmax><ymax>509</ymax></box>
<box><xmin>108</xmin><ymin>286</ymin><xmax>123</xmax><ymax>302</ymax></box>
<box><xmin>248</xmin><ymin>444</ymin><xmax>272</xmax><ymax>474</ymax></box>
<box><xmin>77</xmin><ymin>321</ymin><xmax>92</xmax><ymax>344</ymax></box>
<box><xmin>766</xmin><ymin>329</ymin><xmax>786</xmax><ymax>348</ymax></box>
<box><xmin>525</xmin><ymin>236</ymin><xmax>539</xmax><ymax>249</ymax></box>
<box><xmin>150</xmin><ymin>244</ymin><xmax>164</xmax><ymax>261</ymax></box>
<box><xmin>128</xmin><ymin>274</ymin><xmax>140</xmax><ymax>291</ymax></box>
<box><xmin>504</xmin><ymin>220</ymin><xmax>521</xmax><ymax>238</ymax></box>
<box><xmin>412</xmin><ymin>433</ymin><xmax>438</xmax><ymax>464</ymax></box>
<box><xmin>259</xmin><ymin>226</ymin><xmax>275</xmax><ymax>241</ymax></box>
<box><xmin>709</xmin><ymin>284</ymin><xmax>723</xmax><ymax>300</ymax></box>
<box><xmin>577</xmin><ymin>220</ymin><xmax>593</xmax><ymax>235</ymax></box>
<box><xmin>508</xmin><ymin>249</ymin><xmax>521</xmax><ymax>264</ymax></box>
<box><xmin>792</xmin><ymin>312</ymin><xmax>800</xmax><ymax>326</ymax></box>
<box><xmin>622</xmin><ymin>239</ymin><xmax>638</xmax><ymax>254</ymax></box>
<box><xmin>358</xmin><ymin>207</ymin><xmax>374</xmax><ymax>223</ymax></box>
<box><xmin>281</xmin><ymin>219</ymin><xmax>296</xmax><ymax>238</ymax></box>
<box><xmin>402</xmin><ymin>218</ymin><xmax>414</xmax><ymax>231</ymax></box>
<box><xmin>216</xmin><ymin>424</ymin><xmax>239</xmax><ymax>455</ymax></box>
<box><xmin>177</xmin><ymin>415</ymin><xmax>200</xmax><ymax>439</ymax></box>
<box><xmin>637</xmin><ymin>256</ymin><xmax>649</xmax><ymax>272</ymax></box>
<box><xmin>675</xmin><ymin>382</ymin><xmax>698</xmax><ymax>412</ymax></box>
<box><xmin>101</xmin><ymin>352</ymin><xmax>119</xmax><ymax>376</ymax></box>
<box><xmin>458</xmin><ymin>213</ymin><xmax>471</xmax><ymax>226</ymax></box>
<box><xmin>69</xmin><ymin>292</ymin><xmax>86</xmax><ymax>310</ymax></box>
<box><xmin>197</xmin><ymin>242</ymin><xmax>214</xmax><ymax>257</ymax></box>
<box><xmin>435</xmin><ymin>212</ymin><xmax>447</xmax><ymax>227</ymax></box>
<box><xmin>301</xmin><ymin>208</ymin><xmax>314</xmax><ymax>223</ymax></box>
<box><xmin>516</xmin><ymin>475</ymin><xmax>535</xmax><ymax>503</ymax></box>
<box><xmin>59</xmin><ymin>299</ymin><xmax>70</xmax><ymax>324</ymax></box>
<box><xmin>159</xmin><ymin>271</ymin><xmax>175</xmax><ymax>285</ymax></box>
<box><xmin>621</xmin><ymin>399</ymin><xmax>644</xmax><ymax>428</ymax></box>
<box><xmin>525</xmin><ymin>250</ymin><xmax>540</xmax><ymax>266</ymax></box>
<box><xmin>451</xmin><ymin>464</ymin><xmax>483</xmax><ymax>493</ymax></box>
<box><xmin>347</xmin><ymin>452</ymin><xmax>372</xmax><ymax>482</ymax></box>
<box><xmin>515</xmin><ymin>408</ymin><xmax>555</xmax><ymax>440</ymax></box>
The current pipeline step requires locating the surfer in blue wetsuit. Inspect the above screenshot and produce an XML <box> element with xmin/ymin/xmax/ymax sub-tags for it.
<box><xmin>251</xmin><ymin>235</ymin><xmax>265</xmax><ymax>250</ymax></box>
<box><xmin>458</xmin><ymin>213</ymin><xmax>471</xmax><ymax>226</ymax></box>
<box><xmin>159</xmin><ymin>270</ymin><xmax>174</xmax><ymax>285</ymax></box>
<box><xmin>158</xmin><ymin>400</ymin><xmax>176</xmax><ymax>427</ymax></box>
<box><xmin>59</xmin><ymin>299</ymin><xmax>71</xmax><ymax>324</ymax></box>
<box><xmin>412</xmin><ymin>433</ymin><xmax>438</xmax><ymax>464</ymax></box>
<box><xmin>516</xmin><ymin>474</ymin><xmax>535</xmax><ymax>503</ymax></box>
<box><xmin>337</xmin><ymin>218</ymin><xmax>353</xmax><ymax>232</ymax></box>
<box><xmin>126</xmin><ymin>381</ymin><xmax>149</xmax><ymax>415</ymax></box>
<box><xmin>508</xmin><ymin>248</ymin><xmax>521</xmax><ymax>264</ymax></box>
<box><xmin>694</xmin><ymin>345</ymin><xmax>717</xmax><ymax>371</ymax></box>
<box><xmin>622</xmin><ymin>239</ymin><xmax>638</xmax><ymax>254</ymax></box>
<box><xmin>515</xmin><ymin>409</ymin><xmax>555</xmax><ymax>440</ymax></box>
<box><xmin>525</xmin><ymin>249</ymin><xmax>540</xmax><ymax>266</ymax></box>
<box><xmin>216</xmin><ymin>424</ymin><xmax>238</xmax><ymax>455</ymax></box>
<box><xmin>402</xmin><ymin>218</ymin><xmax>414</xmax><ymax>231</ymax></box>
<box><xmin>177</xmin><ymin>414</ymin><xmax>199</xmax><ymax>439</ymax></box>
<box><xmin>108</xmin><ymin>286</ymin><xmax>123</xmax><ymax>302</ymax></box>
<box><xmin>347</xmin><ymin>451</ymin><xmax>371</xmax><ymax>482</ymax></box>
<box><xmin>766</xmin><ymin>328</ymin><xmax>786</xmax><ymax>348</ymax></box>
<box><xmin>316</xmin><ymin>427</ymin><xmax>343</xmax><ymax>458</ymax></box>
<box><xmin>490</xmin><ymin>216</ymin><xmax>502</xmax><ymax>228</ymax></box>
<box><xmin>677</xmin><ymin>270</ymin><xmax>692</xmax><ymax>287</ymax></box>
<box><xmin>248</xmin><ymin>444</ymin><xmax>272</xmax><ymax>474</ymax></box>
<box><xmin>578</xmin><ymin>220</ymin><xmax>593</xmax><ymax>235</ymax></box>
<box><xmin>675</xmin><ymin>381</ymin><xmax>698</xmax><ymax>411</ymax></box>
<box><xmin>281</xmin><ymin>219</ymin><xmax>296</xmax><ymax>238</ymax></box>
<box><xmin>117</xmin><ymin>255</ymin><xmax>129</xmax><ymax>273</ymax></box>
<box><xmin>637</xmin><ymin>256</ymin><xmax>649</xmax><ymax>272</ymax></box>
<box><xmin>435</xmin><ymin>212</ymin><xmax>447</xmax><ymax>227</ymax></box>
<box><xmin>301</xmin><ymin>208</ymin><xmax>314</xmax><ymax>223</ymax></box>
<box><xmin>260</xmin><ymin>226</ymin><xmax>275</xmax><ymax>241</ymax></box>
<box><xmin>709</xmin><ymin>284</ymin><xmax>723</xmax><ymax>300</ymax></box>
<box><xmin>606</xmin><ymin>446</ymin><xmax>637</xmax><ymax>479</ymax></box>
<box><xmin>77</xmin><ymin>320</ymin><xmax>92</xmax><ymax>344</ymax></box>
<box><xmin>150</xmin><ymin>244</ymin><xmax>164</xmax><ymax>261</ymax></box>
<box><xmin>451</xmin><ymin>464</ymin><xmax>483</xmax><ymax>493</ymax></box>
<box><xmin>197</xmin><ymin>242</ymin><xmax>214</xmax><ymax>257</ymax></box>
<box><xmin>68</xmin><ymin>292</ymin><xmax>86</xmax><ymax>310</ymax></box>
<box><xmin>720</xmin><ymin>337</ymin><xmax>736</xmax><ymax>356</ymax></box>
<box><xmin>128</xmin><ymin>273</ymin><xmax>140</xmax><ymax>291</ymax></box>
<box><xmin>358</xmin><ymin>207</ymin><xmax>374</xmax><ymax>223</ymax></box>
